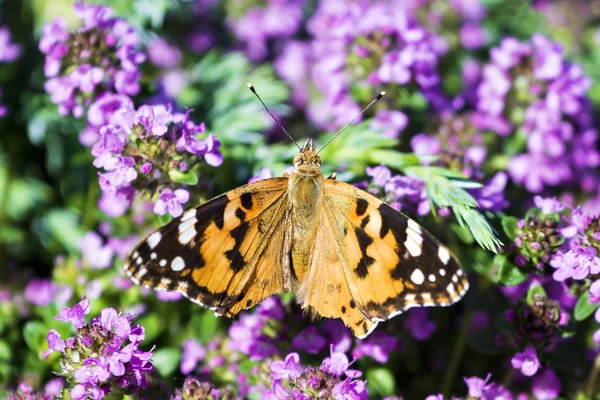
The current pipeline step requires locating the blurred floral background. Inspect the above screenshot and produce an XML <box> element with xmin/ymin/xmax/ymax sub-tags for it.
<box><xmin>4</xmin><ymin>0</ymin><xmax>600</xmax><ymax>399</ymax></box>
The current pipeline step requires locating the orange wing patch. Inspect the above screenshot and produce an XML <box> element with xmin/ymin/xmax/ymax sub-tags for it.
<box><xmin>125</xmin><ymin>178</ymin><xmax>292</xmax><ymax>315</ymax></box>
<box><xmin>322</xmin><ymin>180</ymin><xmax>469</xmax><ymax>324</ymax></box>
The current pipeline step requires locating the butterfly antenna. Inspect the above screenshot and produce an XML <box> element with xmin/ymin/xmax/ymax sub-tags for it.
<box><xmin>247</xmin><ymin>83</ymin><xmax>303</xmax><ymax>152</ymax></box>
<box><xmin>315</xmin><ymin>91</ymin><xmax>386</xmax><ymax>155</ymax></box>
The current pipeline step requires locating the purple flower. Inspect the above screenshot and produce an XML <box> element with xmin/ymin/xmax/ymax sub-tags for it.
<box><xmin>370</xmin><ymin>110</ymin><xmax>409</xmax><ymax>139</ymax></box>
<box><xmin>48</xmin><ymin>298</ymin><xmax>154</xmax><ymax>397</ymax></box>
<box><xmin>180</xmin><ymin>339</ymin><xmax>206</xmax><ymax>375</ymax></box>
<box><xmin>135</xmin><ymin>104</ymin><xmax>172</xmax><ymax>136</ymax></box>
<box><xmin>0</xmin><ymin>26</ymin><xmax>21</xmax><ymax>62</ymax></box>
<box><xmin>320</xmin><ymin>349</ymin><xmax>351</xmax><ymax>377</ymax></box>
<box><xmin>271</xmin><ymin>353</ymin><xmax>303</xmax><ymax>380</ymax></box>
<box><xmin>459</xmin><ymin>23</ymin><xmax>487</xmax><ymax>50</ymax></box>
<box><xmin>229</xmin><ymin>0</ymin><xmax>304</xmax><ymax>61</ymax></box>
<box><xmin>534</xmin><ymin>196</ymin><xmax>565</xmax><ymax>215</ymax></box>
<box><xmin>249</xmin><ymin>168</ymin><xmax>273</xmax><ymax>183</ymax></box>
<box><xmin>256</xmin><ymin>295</ymin><xmax>285</xmax><ymax>320</ymax></box>
<box><xmin>55</xmin><ymin>297</ymin><xmax>91</xmax><ymax>329</ymax></box>
<box><xmin>43</xmin><ymin>329</ymin><xmax>68</xmax><ymax>358</ymax></box>
<box><xmin>87</xmin><ymin>93</ymin><xmax>134</xmax><ymax>128</ymax></box>
<box><xmin>78</xmin><ymin>231</ymin><xmax>115</xmax><ymax>269</ymax></box>
<box><xmin>228</xmin><ymin>313</ymin><xmax>276</xmax><ymax>361</ymax></box>
<box><xmin>352</xmin><ymin>332</ymin><xmax>399</xmax><ymax>363</ymax></box>
<box><xmin>550</xmin><ymin>246</ymin><xmax>600</xmax><ymax>282</ymax></box>
<box><xmin>156</xmin><ymin>291</ymin><xmax>183</xmax><ymax>301</ymax></box>
<box><xmin>511</xmin><ymin>346</ymin><xmax>541</xmax><ymax>376</ymax></box>
<box><xmin>404</xmin><ymin>308</ymin><xmax>436</xmax><ymax>340</ymax></box>
<box><xmin>472</xmin><ymin>172</ymin><xmax>509</xmax><ymax>212</ymax></box>
<box><xmin>292</xmin><ymin>326</ymin><xmax>326</xmax><ymax>354</ymax></box>
<box><xmin>147</xmin><ymin>37</ymin><xmax>182</xmax><ymax>68</ymax></box>
<box><xmin>24</xmin><ymin>278</ymin><xmax>54</xmax><ymax>306</ymax></box>
<box><xmin>39</xmin><ymin>3</ymin><xmax>145</xmax><ymax>117</ymax></box>
<box><xmin>532</xmin><ymin>368</ymin><xmax>561</xmax><ymax>400</ymax></box>
<box><xmin>321</xmin><ymin>320</ymin><xmax>352</xmax><ymax>353</ymax></box>
<box><xmin>153</xmin><ymin>188</ymin><xmax>190</xmax><ymax>218</ymax></box>
<box><xmin>464</xmin><ymin>374</ymin><xmax>492</xmax><ymax>397</ymax></box>
<box><xmin>411</xmin><ymin>134</ymin><xmax>442</xmax><ymax>157</ymax></box>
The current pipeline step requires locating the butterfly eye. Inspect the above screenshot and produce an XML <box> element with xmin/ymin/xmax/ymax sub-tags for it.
<box><xmin>294</xmin><ymin>154</ymin><xmax>307</xmax><ymax>166</ymax></box>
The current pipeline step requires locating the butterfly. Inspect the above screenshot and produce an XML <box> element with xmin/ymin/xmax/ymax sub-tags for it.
<box><xmin>125</xmin><ymin>85</ymin><xmax>469</xmax><ymax>339</ymax></box>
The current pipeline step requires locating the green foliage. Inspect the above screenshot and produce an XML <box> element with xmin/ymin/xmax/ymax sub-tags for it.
<box><xmin>153</xmin><ymin>347</ymin><xmax>182</xmax><ymax>377</ymax></box>
<box><xmin>406</xmin><ymin>166</ymin><xmax>502</xmax><ymax>253</ymax></box>
<box><xmin>496</xmin><ymin>254</ymin><xmax>528</xmax><ymax>286</ymax></box>
<box><xmin>574</xmin><ymin>291</ymin><xmax>600</xmax><ymax>322</ymax></box>
<box><xmin>366</xmin><ymin>368</ymin><xmax>396</xmax><ymax>397</ymax></box>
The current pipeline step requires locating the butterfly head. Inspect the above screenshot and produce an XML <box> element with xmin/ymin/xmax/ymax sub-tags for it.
<box><xmin>294</xmin><ymin>138</ymin><xmax>322</xmax><ymax>174</ymax></box>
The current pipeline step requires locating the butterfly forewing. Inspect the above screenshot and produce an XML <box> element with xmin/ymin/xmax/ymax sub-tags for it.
<box><xmin>125</xmin><ymin>178</ymin><xmax>291</xmax><ymax>315</ymax></box>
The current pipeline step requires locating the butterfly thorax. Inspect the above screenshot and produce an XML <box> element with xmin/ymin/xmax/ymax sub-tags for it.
<box><xmin>289</xmin><ymin>139</ymin><xmax>325</xmax><ymax>280</ymax></box>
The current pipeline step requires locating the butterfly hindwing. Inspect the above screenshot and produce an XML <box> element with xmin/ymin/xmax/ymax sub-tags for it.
<box><xmin>125</xmin><ymin>177</ymin><xmax>291</xmax><ymax>315</ymax></box>
<box><xmin>296</xmin><ymin>202</ymin><xmax>378</xmax><ymax>338</ymax></box>
<box><xmin>318</xmin><ymin>179</ymin><xmax>468</xmax><ymax>333</ymax></box>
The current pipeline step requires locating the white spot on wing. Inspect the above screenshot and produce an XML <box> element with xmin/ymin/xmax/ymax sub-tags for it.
<box><xmin>181</xmin><ymin>208</ymin><xmax>197</xmax><ymax>222</ymax></box>
<box><xmin>159</xmin><ymin>259</ymin><xmax>167</xmax><ymax>267</ymax></box>
<box><xmin>147</xmin><ymin>232</ymin><xmax>162</xmax><ymax>249</ymax></box>
<box><xmin>410</xmin><ymin>268</ymin><xmax>425</xmax><ymax>285</ymax></box>
<box><xmin>150</xmin><ymin>252</ymin><xmax>157</xmax><ymax>260</ymax></box>
<box><xmin>132</xmin><ymin>251</ymin><xmax>139</xmax><ymax>258</ymax></box>
<box><xmin>438</xmin><ymin>246</ymin><xmax>451</xmax><ymax>265</ymax></box>
<box><xmin>179</xmin><ymin>227</ymin><xmax>197</xmax><ymax>245</ymax></box>
<box><xmin>405</xmin><ymin>223</ymin><xmax>423</xmax><ymax>257</ymax></box>
<box><xmin>439</xmin><ymin>268</ymin><xmax>446</xmax><ymax>276</ymax></box>
<box><xmin>136</xmin><ymin>257</ymin><xmax>143</xmax><ymax>265</ymax></box>
<box><xmin>407</xmin><ymin>219</ymin><xmax>422</xmax><ymax>233</ymax></box>
<box><xmin>428</xmin><ymin>274</ymin><xmax>436</xmax><ymax>282</ymax></box>
<box><xmin>178</xmin><ymin>217</ymin><xmax>197</xmax><ymax>233</ymax></box>
<box><xmin>171</xmin><ymin>256</ymin><xmax>185</xmax><ymax>271</ymax></box>
<box><xmin>136</xmin><ymin>267</ymin><xmax>148</xmax><ymax>280</ymax></box>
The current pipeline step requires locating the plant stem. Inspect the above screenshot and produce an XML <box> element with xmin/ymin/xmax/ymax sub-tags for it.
<box><xmin>586</xmin><ymin>350</ymin><xmax>600</xmax><ymax>397</ymax></box>
<box><xmin>441</xmin><ymin>311</ymin><xmax>472</xmax><ymax>396</ymax></box>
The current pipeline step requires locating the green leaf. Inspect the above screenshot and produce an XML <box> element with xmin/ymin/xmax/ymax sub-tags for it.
<box><xmin>366</xmin><ymin>368</ymin><xmax>396</xmax><ymax>397</ymax></box>
<box><xmin>23</xmin><ymin>321</ymin><xmax>48</xmax><ymax>352</ymax></box>
<box><xmin>496</xmin><ymin>255</ymin><xmax>528</xmax><ymax>286</ymax></box>
<box><xmin>137</xmin><ymin>313</ymin><xmax>163</xmax><ymax>344</ymax></box>
<box><xmin>152</xmin><ymin>347</ymin><xmax>181</xmax><ymax>377</ymax></box>
<box><xmin>190</xmin><ymin>311</ymin><xmax>219</xmax><ymax>344</ymax></box>
<box><xmin>502</xmin><ymin>216</ymin><xmax>519</xmax><ymax>241</ymax></box>
<box><xmin>168</xmin><ymin>169</ymin><xmax>199</xmax><ymax>185</ymax></box>
<box><xmin>526</xmin><ymin>284</ymin><xmax>547</xmax><ymax>305</ymax></box>
<box><xmin>574</xmin><ymin>291</ymin><xmax>600</xmax><ymax>321</ymax></box>
<box><xmin>158</xmin><ymin>214</ymin><xmax>172</xmax><ymax>225</ymax></box>
<box><xmin>403</xmin><ymin>166</ymin><xmax>503</xmax><ymax>253</ymax></box>
<box><xmin>454</xmin><ymin>206</ymin><xmax>503</xmax><ymax>253</ymax></box>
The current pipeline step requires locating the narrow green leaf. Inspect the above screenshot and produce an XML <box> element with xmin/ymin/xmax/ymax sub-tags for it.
<box><xmin>168</xmin><ymin>169</ymin><xmax>199</xmax><ymax>185</ymax></box>
<box><xmin>574</xmin><ymin>291</ymin><xmax>600</xmax><ymax>321</ymax></box>
<box><xmin>152</xmin><ymin>347</ymin><xmax>182</xmax><ymax>377</ymax></box>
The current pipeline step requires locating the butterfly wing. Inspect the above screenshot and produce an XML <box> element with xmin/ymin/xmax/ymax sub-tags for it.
<box><xmin>125</xmin><ymin>177</ymin><xmax>293</xmax><ymax>316</ymax></box>
<box><xmin>296</xmin><ymin>205</ymin><xmax>378</xmax><ymax>338</ymax></box>
<box><xmin>303</xmin><ymin>179</ymin><xmax>469</xmax><ymax>338</ymax></box>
